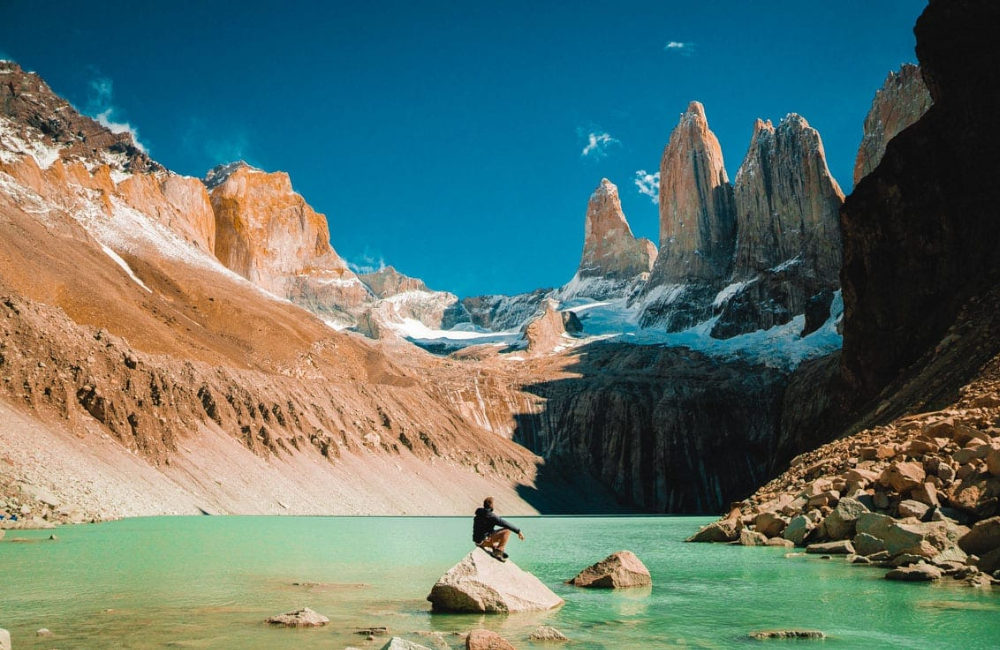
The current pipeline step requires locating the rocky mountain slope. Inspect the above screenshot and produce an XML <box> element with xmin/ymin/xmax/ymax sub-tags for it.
<box><xmin>0</xmin><ymin>60</ymin><xmax>563</xmax><ymax>522</ymax></box>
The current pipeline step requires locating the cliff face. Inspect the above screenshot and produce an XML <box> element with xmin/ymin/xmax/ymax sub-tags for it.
<box><xmin>841</xmin><ymin>0</ymin><xmax>1000</xmax><ymax>398</ymax></box>
<box><xmin>359</xmin><ymin>266</ymin><xmax>430</xmax><ymax>298</ymax></box>
<box><xmin>853</xmin><ymin>64</ymin><xmax>933</xmax><ymax>186</ymax></box>
<box><xmin>649</xmin><ymin>102</ymin><xmax>736</xmax><ymax>286</ymax></box>
<box><xmin>732</xmin><ymin>115</ymin><xmax>844</xmax><ymax>283</ymax></box>
<box><xmin>207</xmin><ymin>163</ymin><xmax>372</xmax><ymax>320</ymax></box>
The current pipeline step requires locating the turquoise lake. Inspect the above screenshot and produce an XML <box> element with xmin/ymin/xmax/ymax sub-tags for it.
<box><xmin>2</xmin><ymin>516</ymin><xmax>999</xmax><ymax>649</ymax></box>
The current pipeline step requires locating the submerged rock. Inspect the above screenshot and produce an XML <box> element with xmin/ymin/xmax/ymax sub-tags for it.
<box><xmin>264</xmin><ymin>607</ymin><xmax>329</xmax><ymax>627</ymax></box>
<box><xmin>885</xmin><ymin>564</ymin><xmax>942</xmax><ymax>581</ymax></box>
<box><xmin>530</xmin><ymin>626</ymin><xmax>569</xmax><ymax>642</ymax></box>
<box><xmin>568</xmin><ymin>550</ymin><xmax>652</xmax><ymax>588</ymax></box>
<box><xmin>465</xmin><ymin>629</ymin><xmax>516</xmax><ymax>650</ymax></box>
<box><xmin>380</xmin><ymin>638</ymin><xmax>434</xmax><ymax>650</ymax></box>
<box><xmin>749</xmin><ymin>629</ymin><xmax>826</xmax><ymax>640</ymax></box>
<box><xmin>427</xmin><ymin>548</ymin><xmax>563</xmax><ymax>613</ymax></box>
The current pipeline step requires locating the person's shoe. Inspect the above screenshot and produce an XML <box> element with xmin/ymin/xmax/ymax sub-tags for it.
<box><xmin>501</xmin><ymin>551</ymin><xmax>509</xmax><ymax>559</ymax></box>
<box><xmin>491</xmin><ymin>548</ymin><xmax>507</xmax><ymax>562</ymax></box>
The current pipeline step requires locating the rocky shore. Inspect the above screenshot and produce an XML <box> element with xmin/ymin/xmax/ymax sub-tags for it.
<box><xmin>689</xmin><ymin>354</ymin><xmax>1000</xmax><ymax>587</ymax></box>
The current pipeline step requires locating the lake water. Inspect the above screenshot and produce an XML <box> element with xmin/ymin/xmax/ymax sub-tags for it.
<box><xmin>2</xmin><ymin>516</ymin><xmax>999</xmax><ymax>649</ymax></box>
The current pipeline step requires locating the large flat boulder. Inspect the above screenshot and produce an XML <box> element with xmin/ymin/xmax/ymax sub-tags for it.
<box><xmin>568</xmin><ymin>551</ymin><xmax>652</xmax><ymax>588</ymax></box>
<box><xmin>686</xmin><ymin>518</ymin><xmax>739</xmax><ymax>543</ymax></box>
<box><xmin>427</xmin><ymin>548</ymin><xmax>564</xmax><ymax>613</ymax></box>
<box><xmin>265</xmin><ymin>607</ymin><xmax>329</xmax><ymax>627</ymax></box>
<box><xmin>959</xmin><ymin>516</ymin><xmax>1000</xmax><ymax>555</ymax></box>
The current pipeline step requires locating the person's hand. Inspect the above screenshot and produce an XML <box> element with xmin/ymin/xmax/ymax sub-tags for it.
<box><xmin>518</xmin><ymin>532</ymin><xmax>525</xmax><ymax>541</ymax></box>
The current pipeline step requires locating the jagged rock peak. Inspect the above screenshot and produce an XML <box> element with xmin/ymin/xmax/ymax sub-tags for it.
<box><xmin>853</xmin><ymin>64</ymin><xmax>932</xmax><ymax>185</ymax></box>
<box><xmin>647</xmin><ymin>100</ymin><xmax>736</xmax><ymax>286</ymax></box>
<box><xmin>359</xmin><ymin>265</ymin><xmax>430</xmax><ymax>298</ymax></box>
<box><xmin>0</xmin><ymin>60</ymin><xmax>161</xmax><ymax>174</ymax></box>
<box><xmin>203</xmin><ymin>160</ymin><xmax>262</xmax><ymax>190</ymax></box>
<box><xmin>733</xmin><ymin>112</ymin><xmax>844</xmax><ymax>282</ymax></box>
<box><xmin>579</xmin><ymin>178</ymin><xmax>656</xmax><ymax>280</ymax></box>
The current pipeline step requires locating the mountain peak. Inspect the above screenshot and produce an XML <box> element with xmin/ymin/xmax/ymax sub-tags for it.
<box><xmin>203</xmin><ymin>160</ymin><xmax>262</xmax><ymax>190</ymax></box>
<box><xmin>578</xmin><ymin>178</ymin><xmax>656</xmax><ymax>282</ymax></box>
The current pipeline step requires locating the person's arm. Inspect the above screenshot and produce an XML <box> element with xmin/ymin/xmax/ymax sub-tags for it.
<box><xmin>490</xmin><ymin>512</ymin><xmax>522</xmax><ymax>536</ymax></box>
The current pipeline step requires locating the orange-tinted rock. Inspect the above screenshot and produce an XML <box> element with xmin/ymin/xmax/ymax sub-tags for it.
<box><xmin>207</xmin><ymin>163</ymin><xmax>371</xmax><ymax>317</ymax></box>
<box><xmin>578</xmin><ymin>179</ymin><xmax>656</xmax><ymax>282</ymax></box>
<box><xmin>359</xmin><ymin>266</ymin><xmax>429</xmax><ymax>298</ymax></box>
<box><xmin>568</xmin><ymin>551</ymin><xmax>652</xmax><ymax>588</ymax></box>
<box><xmin>648</xmin><ymin>101</ymin><xmax>735</xmax><ymax>285</ymax></box>
<box><xmin>853</xmin><ymin>64</ymin><xmax>933</xmax><ymax>185</ymax></box>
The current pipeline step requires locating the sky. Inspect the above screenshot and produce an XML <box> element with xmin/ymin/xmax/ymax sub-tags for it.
<box><xmin>0</xmin><ymin>1</ymin><xmax>928</xmax><ymax>298</ymax></box>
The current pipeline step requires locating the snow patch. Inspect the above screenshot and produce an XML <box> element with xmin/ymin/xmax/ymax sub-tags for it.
<box><xmin>0</xmin><ymin>116</ymin><xmax>64</xmax><ymax>169</ymax></box>
<box><xmin>712</xmin><ymin>280</ymin><xmax>753</xmax><ymax>308</ymax></box>
<box><xmin>98</xmin><ymin>242</ymin><xmax>152</xmax><ymax>293</ymax></box>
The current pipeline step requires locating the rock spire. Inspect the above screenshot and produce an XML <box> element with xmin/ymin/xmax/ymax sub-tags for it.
<box><xmin>732</xmin><ymin>114</ymin><xmax>844</xmax><ymax>283</ymax></box>
<box><xmin>648</xmin><ymin>101</ymin><xmax>736</xmax><ymax>285</ymax></box>
<box><xmin>578</xmin><ymin>178</ymin><xmax>656</xmax><ymax>280</ymax></box>
<box><xmin>853</xmin><ymin>64</ymin><xmax>933</xmax><ymax>185</ymax></box>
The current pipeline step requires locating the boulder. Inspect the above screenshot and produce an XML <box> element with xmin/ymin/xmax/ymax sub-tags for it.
<box><xmin>428</xmin><ymin>548</ymin><xmax>563</xmax><ymax>613</ymax></box>
<box><xmin>824</xmin><ymin>497</ymin><xmax>869</xmax><ymax>540</ymax></box>
<box><xmin>987</xmin><ymin>448</ymin><xmax>1000</xmax><ymax>476</ymax></box>
<box><xmin>885</xmin><ymin>564</ymin><xmax>942</xmax><ymax>581</ymax></box>
<box><xmin>529</xmin><ymin>626</ymin><xmax>568</xmax><ymax>642</ymax></box>
<box><xmin>880</xmin><ymin>462</ymin><xmax>926</xmax><ymax>494</ymax></box>
<box><xmin>782</xmin><ymin>515</ymin><xmax>814</xmax><ymax>546</ymax></box>
<box><xmin>911</xmin><ymin>483</ymin><xmax>941</xmax><ymax>507</ymax></box>
<box><xmin>856</xmin><ymin>512</ymin><xmax>895</xmax><ymax>540</ymax></box>
<box><xmin>854</xmin><ymin>533</ymin><xmax>888</xmax><ymax>557</ymax></box>
<box><xmin>568</xmin><ymin>551</ymin><xmax>652</xmax><ymax>588</ymax></box>
<box><xmin>806</xmin><ymin>540</ymin><xmax>854</xmax><ymax>555</ymax></box>
<box><xmin>739</xmin><ymin>530</ymin><xmax>769</xmax><ymax>547</ymax></box>
<box><xmin>958</xmin><ymin>516</ymin><xmax>1000</xmax><ymax>555</ymax></box>
<box><xmin>381</xmin><ymin>638</ymin><xmax>433</xmax><ymax>650</ymax></box>
<box><xmin>265</xmin><ymin>607</ymin><xmax>329</xmax><ymax>627</ymax></box>
<box><xmin>686</xmin><ymin>519</ymin><xmax>740</xmax><ymax>543</ymax></box>
<box><xmin>975</xmin><ymin>547</ymin><xmax>1000</xmax><ymax>574</ymax></box>
<box><xmin>883</xmin><ymin>521</ymin><xmax>951</xmax><ymax>558</ymax></box>
<box><xmin>930</xmin><ymin>546</ymin><xmax>968</xmax><ymax>567</ymax></box>
<box><xmin>749</xmin><ymin>630</ymin><xmax>826</xmax><ymax>640</ymax></box>
<box><xmin>898</xmin><ymin>500</ymin><xmax>930</xmax><ymax>520</ymax></box>
<box><xmin>36</xmin><ymin>628</ymin><xmax>53</xmax><ymax>637</ymax></box>
<box><xmin>766</xmin><ymin>537</ymin><xmax>795</xmax><ymax>548</ymax></box>
<box><xmin>0</xmin><ymin>628</ymin><xmax>8</xmax><ymax>650</ymax></box>
<box><xmin>466</xmin><ymin>630</ymin><xmax>516</xmax><ymax>650</ymax></box>
<box><xmin>754</xmin><ymin>512</ymin><xmax>788</xmax><ymax>538</ymax></box>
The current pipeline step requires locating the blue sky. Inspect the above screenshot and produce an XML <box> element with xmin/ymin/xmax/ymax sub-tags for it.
<box><xmin>1</xmin><ymin>1</ymin><xmax>927</xmax><ymax>298</ymax></box>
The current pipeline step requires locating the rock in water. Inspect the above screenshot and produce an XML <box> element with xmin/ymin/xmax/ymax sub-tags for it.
<box><xmin>0</xmin><ymin>628</ymin><xmax>9</xmax><ymax>650</ymax></box>
<box><xmin>265</xmin><ymin>607</ymin><xmax>330</xmax><ymax>627</ymax></box>
<box><xmin>427</xmin><ymin>548</ymin><xmax>564</xmax><ymax>613</ymax></box>
<box><xmin>568</xmin><ymin>550</ymin><xmax>652</xmax><ymax>588</ymax></box>
<box><xmin>749</xmin><ymin>630</ymin><xmax>826</xmax><ymax>640</ymax></box>
<box><xmin>885</xmin><ymin>564</ymin><xmax>943</xmax><ymax>582</ymax></box>
<box><xmin>466</xmin><ymin>629</ymin><xmax>516</xmax><ymax>650</ymax></box>
<box><xmin>529</xmin><ymin>626</ymin><xmax>568</xmax><ymax>642</ymax></box>
<box><xmin>853</xmin><ymin>63</ymin><xmax>933</xmax><ymax>185</ymax></box>
<box><xmin>380</xmin><ymin>638</ymin><xmax>434</xmax><ymax>650</ymax></box>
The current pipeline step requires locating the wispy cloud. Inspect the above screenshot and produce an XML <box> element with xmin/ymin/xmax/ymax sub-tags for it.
<box><xmin>664</xmin><ymin>41</ymin><xmax>696</xmax><ymax>57</ymax></box>
<box><xmin>578</xmin><ymin>127</ymin><xmax>620</xmax><ymax>159</ymax></box>
<box><xmin>347</xmin><ymin>248</ymin><xmax>387</xmax><ymax>275</ymax></box>
<box><xmin>181</xmin><ymin>117</ymin><xmax>257</xmax><ymax>171</ymax></box>
<box><xmin>634</xmin><ymin>170</ymin><xmax>660</xmax><ymax>203</ymax></box>
<box><xmin>85</xmin><ymin>73</ymin><xmax>148</xmax><ymax>153</ymax></box>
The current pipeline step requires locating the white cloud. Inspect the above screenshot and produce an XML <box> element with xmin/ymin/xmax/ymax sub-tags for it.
<box><xmin>665</xmin><ymin>41</ymin><xmax>695</xmax><ymax>57</ymax></box>
<box><xmin>579</xmin><ymin>128</ymin><xmax>620</xmax><ymax>159</ymax></box>
<box><xmin>85</xmin><ymin>75</ymin><xmax>148</xmax><ymax>153</ymax></box>
<box><xmin>347</xmin><ymin>249</ymin><xmax>387</xmax><ymax>275</ymax></box>
<box><xmin>634</xmin><ymin>169</ymin><xmax>660</xmax><ymax>203</ymax></box>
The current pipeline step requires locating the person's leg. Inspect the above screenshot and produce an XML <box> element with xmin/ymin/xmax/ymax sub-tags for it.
<box><xmin>486</xmin><ymin>529</ymin><xmax>511</xmax><ymax>551</ymax></box>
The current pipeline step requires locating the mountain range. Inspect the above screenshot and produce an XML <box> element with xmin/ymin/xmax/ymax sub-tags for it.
<box><xmin>4</xmin><ymin>0</ymin><xmax>994</xmax><ymax>526</ymax></box>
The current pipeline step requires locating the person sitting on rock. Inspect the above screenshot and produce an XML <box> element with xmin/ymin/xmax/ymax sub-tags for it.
<box><xmin>473</xmin><ymin>496</ymin><xmax>524</xmax><ymax>562</ymax></box>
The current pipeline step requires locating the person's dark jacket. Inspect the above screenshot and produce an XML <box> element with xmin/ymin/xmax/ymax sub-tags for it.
<box><xmin>472</xmin><ymin>507</ymin><xmax>520</xmax><ymax>543</ymax></box>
